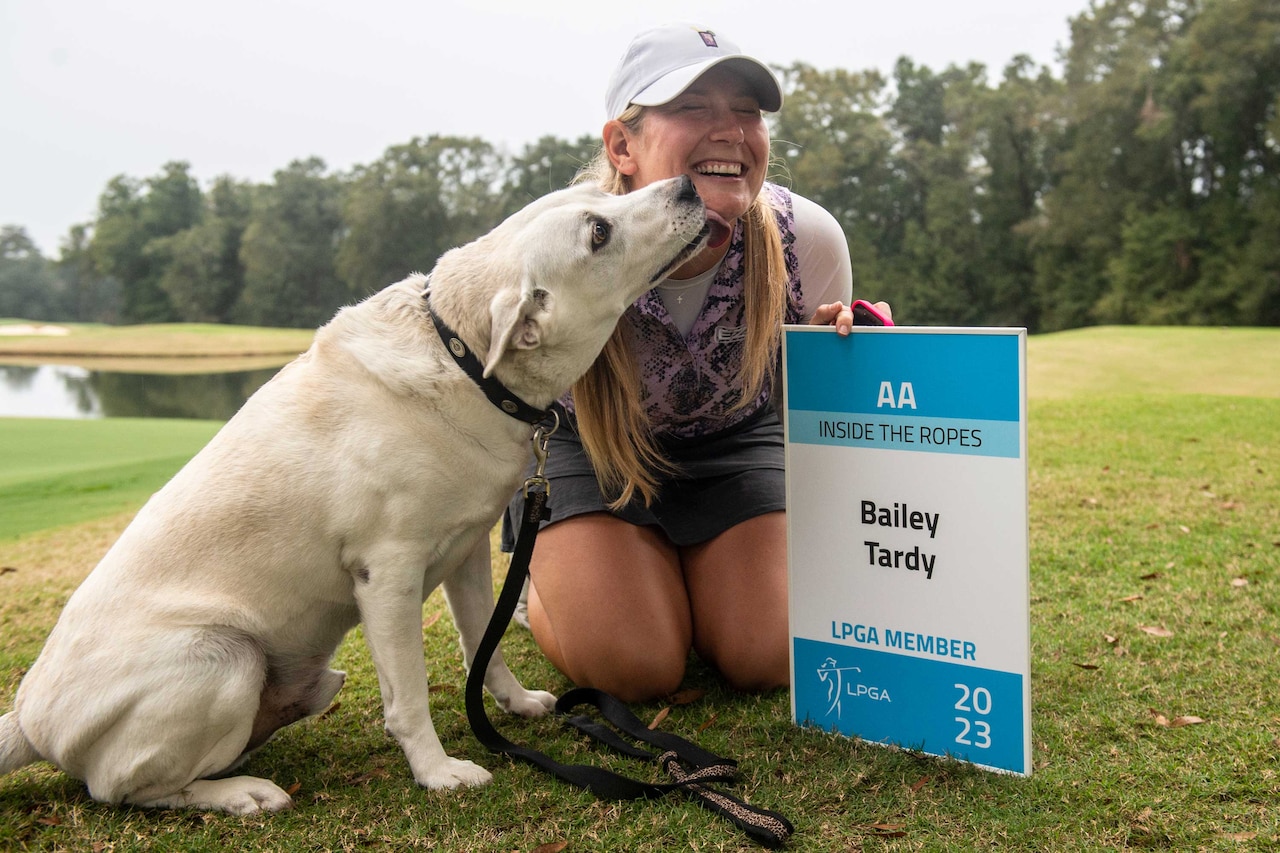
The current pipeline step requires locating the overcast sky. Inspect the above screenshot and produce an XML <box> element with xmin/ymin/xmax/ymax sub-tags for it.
<box><xmin>1</xmin><ymin>0</ymin><xmax>1090</xmax><ymax>257</ymax></box>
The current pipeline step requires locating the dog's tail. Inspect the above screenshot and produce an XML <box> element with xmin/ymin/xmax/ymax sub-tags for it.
<box><xmin>0</xmin><ymin>712</ymin><xmax>40</xmax><ymax>774</ymax></box>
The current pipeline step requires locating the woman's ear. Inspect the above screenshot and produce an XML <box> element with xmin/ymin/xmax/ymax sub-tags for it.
<box><xmin>603</xmin><ymin>119</ymin><xmax>639</xmax><ymax>177</ymax></box>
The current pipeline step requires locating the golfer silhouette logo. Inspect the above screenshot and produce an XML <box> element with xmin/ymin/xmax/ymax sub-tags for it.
<box><xmin>817</xmin><ymin>657</ymin><xmax>861</xmax><ymax>720</ymax></box>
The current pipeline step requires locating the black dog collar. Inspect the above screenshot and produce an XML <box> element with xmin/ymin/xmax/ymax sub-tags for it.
<box><xmin>423</xmin><ymin>285</ymin><xmax>553</xmax><ymax>426</ymax></box>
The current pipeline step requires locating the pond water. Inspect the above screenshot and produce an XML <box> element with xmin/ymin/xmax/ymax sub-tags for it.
<box><xmin>0</xmin><ymin>363</ymin><xmax>281</xmax><ymax>420</ymax></box>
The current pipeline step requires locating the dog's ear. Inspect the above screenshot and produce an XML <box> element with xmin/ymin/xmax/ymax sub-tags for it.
<box><xmin>483</xmin><ymin>280</ymin><xmax>544</xmax><ymax>377</ymax></box>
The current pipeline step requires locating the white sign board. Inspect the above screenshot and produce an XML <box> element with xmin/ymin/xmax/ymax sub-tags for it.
<box><xmin>783</xmin><ymin>326</ymin><xmax>1030</xmax><ymax>775</ymax></box>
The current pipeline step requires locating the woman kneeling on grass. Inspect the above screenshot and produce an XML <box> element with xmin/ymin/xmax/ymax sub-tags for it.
<box><xmin>504</xmin><ymin>22</ymin><xmax>892</xmax><ymax>702</ymax></box>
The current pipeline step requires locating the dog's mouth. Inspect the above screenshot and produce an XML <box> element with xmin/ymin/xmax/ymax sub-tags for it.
<box><xmin>650</xmin><ymin>212</ymin><xmax>733</xmax><ymax>283</ymax></box>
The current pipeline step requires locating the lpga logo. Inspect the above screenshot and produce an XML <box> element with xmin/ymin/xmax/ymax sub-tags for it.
<box><xmin>817</xmin><ymin>657</ymin><xmax>891</xmax><ymax>720</ymax></box>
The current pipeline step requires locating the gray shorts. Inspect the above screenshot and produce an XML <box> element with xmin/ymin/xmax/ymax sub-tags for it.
<box><xmin>501</xmin><ymin>405</ymin><xmax>785</xmax><ymax>550</ymax></box>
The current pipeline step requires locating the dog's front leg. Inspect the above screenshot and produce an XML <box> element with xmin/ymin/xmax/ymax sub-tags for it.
<box><xmin>353</xmin><ymin>552</ymin><xmax>492</xmax><ymax>789</ymax></box>
<box><xmin>443</xmin><ymin>538</ymin><xmax>557</xmax><ymax>716</ymax></box>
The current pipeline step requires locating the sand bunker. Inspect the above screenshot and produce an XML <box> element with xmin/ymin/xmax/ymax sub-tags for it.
<box><xmin>0</xmin><ymin>324</ymin><xmax>71</xmax><ymax>336</ymax></box>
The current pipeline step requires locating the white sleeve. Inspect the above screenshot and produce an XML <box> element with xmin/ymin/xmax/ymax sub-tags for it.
<box><xmin>790</xmin><ymin>192</ymin><xmax>853</xmax><ymax>321</ymax></box>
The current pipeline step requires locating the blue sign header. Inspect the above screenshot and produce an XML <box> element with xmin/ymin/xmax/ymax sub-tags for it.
<box><xmin>784</xmin><ymin>329</ymin><xmax>1022</xmax><ymax>422</ymax></box>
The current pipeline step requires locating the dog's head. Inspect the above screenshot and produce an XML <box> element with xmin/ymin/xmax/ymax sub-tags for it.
<box><xmin>431</xmin><ymin>176</ymin><xmax>728</xmax><ymax>390</ymax></box>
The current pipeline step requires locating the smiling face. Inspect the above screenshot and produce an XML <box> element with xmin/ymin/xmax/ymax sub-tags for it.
<box><xmin>604</xmin><ymin>63</ymin><xmax>770</xmax><ymax>276</ymax></box>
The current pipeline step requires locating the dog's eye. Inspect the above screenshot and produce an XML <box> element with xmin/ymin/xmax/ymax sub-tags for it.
<box><xmin>589</xmin><ymin>218</ymin><xmax>611</xmax><ymax>252</ymax></box>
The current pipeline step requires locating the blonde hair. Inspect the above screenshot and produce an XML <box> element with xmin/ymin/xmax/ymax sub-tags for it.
<box><xmin>570</xmin><ymin>106</ymin><xmax>790</xmax><ymax>509</ymax></box>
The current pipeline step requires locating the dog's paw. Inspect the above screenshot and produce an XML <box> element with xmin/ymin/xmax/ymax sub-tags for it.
<box><xmin>500</xmin><ymin>688</ymin><xmax>558</xmax><ymax>718</ymax></box>
<box><xmin>217</xmin><ymin>780</ymin><xmax>295</xmax><ymax>815</ymax></box>
<box><xmin>135</xmin><ymin>777</ymin><xmax>294</xmax><ymax>814</ymax></box>
<box><xmin>416</xmin><ymin>757</ymin><xmax>493</xmax><ymax>790</ymax></box>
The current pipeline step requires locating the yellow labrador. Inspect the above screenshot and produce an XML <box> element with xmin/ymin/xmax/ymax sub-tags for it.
<box><xmin>0</xmin><ymin>176</ymin><xmax>722</xmax><ymax>814</ymax></box>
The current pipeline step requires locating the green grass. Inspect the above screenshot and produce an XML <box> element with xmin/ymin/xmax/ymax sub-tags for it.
<box><xmin>1</xmin><ymin>326</ymin><xmax>1278</xmax><ymax>851</ymax></box>
<box><xmin>0</xmin><ymin>418</ymin><xmax>222</xmax><ymax>540</ymax></box>
<box><xmin>1026</xmin><ymin>325</ymin><xmax>1280</xmax><ymax>399</ymax></box>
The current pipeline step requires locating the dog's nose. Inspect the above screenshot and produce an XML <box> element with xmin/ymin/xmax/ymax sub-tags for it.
<box><xmin>676</xmin><ymin>174</ymin><xmax>699</xmax><ymax>202</ymax></box>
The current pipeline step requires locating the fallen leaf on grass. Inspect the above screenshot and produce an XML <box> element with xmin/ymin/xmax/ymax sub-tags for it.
<box><xmin>698</xmin><ymin>712</ymin><xmax>719</xmax><ymax>733</ymax></box>
<box><xmin>0</xmin><ymin>566</ymin><xmax>17</xmax><ymax>575</ymax></box>
<box><xmin>1230</xmin><ymin>578</ymin><xmax>1249</xmax><ymax>588</ymax></box>
<box><xmin>533</xmin><ymin>842</ymin><xmax>569</xmax><ymax>853</ymax></box>
<box><xmin>909</xmin><ymin>776</ymin><xmax>931</xmax><ymax>793</ymax></box>
<box><xmin>1149</xmin><ymin>709</ymin><xmax>1206</xmax><ymax>728</ymax></box>
<box><xmin>1139</xmin><ymin>572</ymin><xmax>1161</xmax><ymax>581</ymax></box>
<box><xmin>1119</xmin><ymin>594</ymin><xmax>1144</xmax><ymax>603</ymax></box>
<box><xmin>422</xmin><ymin>611</ymin><xmax>442</xmax><ymax>631</ymax></box>
<box><xmin>1073</xmin><ymin>662</ymin><xmax>1100</xmax><ymax>670</ymax></box>
<box><xmin>861</xmin><ymin>823</ymin><xmax>906</xmax><ymax>837</ymax></box>
<box><xmin>1140</xmin><ymin>625</ymin><xmax>1174</xmax><ymax>637</ymax></box>
<box><xmin>1218</xmin><ymin>831</ymin><xmax>1257</xmax><ymax>841</ymax></box>
<box><xmin>284</xmin><ymin>781</ymin><xmax>302</xmax><ymax>796</ymax></box>
<box><xmin>37</xmin><ymin>816</ymin><xmax>61</xmax><ymax>826</ymax></box>
<box><xmin>648</xmin><ymin>707</ymin><xmax>670</xmax><ymax>730</ymax></box>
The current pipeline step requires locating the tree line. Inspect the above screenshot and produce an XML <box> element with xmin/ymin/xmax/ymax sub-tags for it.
<box><xmin>3</xmin><ymin>0</ymin><xmax>1277</xmax><ymax>332</ymax></box>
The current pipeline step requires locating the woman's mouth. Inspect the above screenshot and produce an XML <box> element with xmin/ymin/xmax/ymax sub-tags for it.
<box><xmin>694</xmin><ymin>161</ymin><xmax>744</xmax><ymax>178</ymax></box>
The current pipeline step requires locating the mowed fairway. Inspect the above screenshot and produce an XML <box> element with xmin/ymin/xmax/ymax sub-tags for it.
<box><xmin>0</xmin><ymin>417</ymin><xmax>222</xmax><ymax>541</ymax></box>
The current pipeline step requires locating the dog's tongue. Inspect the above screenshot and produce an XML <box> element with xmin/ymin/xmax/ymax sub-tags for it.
<box><xmin>706</xmin><ymin>212</ymin><xmax>732</xmax><ymax>249</ymax></box>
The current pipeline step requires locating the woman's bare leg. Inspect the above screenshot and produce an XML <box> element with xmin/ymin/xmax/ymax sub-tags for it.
<box><xmin>682</xmin><ymin>511</ymin><xmax>790</xmax><ymax>692</ymax></box>
<box><xmin>527</xmin><ymin>513</ymin><xmax>693</xmax><ymax>702</ymax></box>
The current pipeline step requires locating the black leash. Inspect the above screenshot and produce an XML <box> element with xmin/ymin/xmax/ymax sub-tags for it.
<box><xmin>464</xmin><ymin>426</ymin><xmax>794</xmax><ymax>848</ymax></box>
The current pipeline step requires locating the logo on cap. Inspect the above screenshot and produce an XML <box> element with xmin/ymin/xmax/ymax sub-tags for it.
<box><xmin>697</xmin><ymin>30</ymin><xmax>718</xmax><ymax>48</ymax></box>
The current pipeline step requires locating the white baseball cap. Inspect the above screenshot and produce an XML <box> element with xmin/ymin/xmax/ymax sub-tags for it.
<box><xmin>604</xmin><ymin>23</ymin><xmax>784</xmax><ymax>121</ymax></box>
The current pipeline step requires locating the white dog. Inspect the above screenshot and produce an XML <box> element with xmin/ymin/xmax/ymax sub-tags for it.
<box><xmin>0</xmin><ymin>176</ymin><xmax>722</xmax><ymax>814</ymax></box>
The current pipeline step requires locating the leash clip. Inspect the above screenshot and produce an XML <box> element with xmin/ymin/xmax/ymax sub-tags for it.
<box><xmin>524</xmin><ymin>409</ymin><xmax>560</xmax><ymax>498</ymax></box>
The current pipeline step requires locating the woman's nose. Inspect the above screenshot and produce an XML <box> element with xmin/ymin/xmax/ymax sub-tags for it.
<box><xmin>707</xmin><ymin>108</ymin><xmax>746</xmax><ymax>143</ymax></box>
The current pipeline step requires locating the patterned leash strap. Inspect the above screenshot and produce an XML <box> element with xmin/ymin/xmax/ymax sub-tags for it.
<box><xmin>464</xmin><ymin>428</ymin><xmax>793</xmax><ymax>848</ymax></box>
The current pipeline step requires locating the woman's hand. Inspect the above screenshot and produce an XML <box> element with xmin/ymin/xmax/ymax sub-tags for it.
<box><xmin>809</xmin><ymin>300</ymin><xmax>894</xmax><ymax>335</ymax></box>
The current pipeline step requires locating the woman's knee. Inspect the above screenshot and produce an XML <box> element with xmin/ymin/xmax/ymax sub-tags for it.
<box><xmin>695</xmin><ymin>620</ymin><xmax>789</xmax><ymax>694</ymax></box>
<box><xmin>530</xmin><ymin>598</ymin><xmax>688</xmax><ymax>702</ymax></box>
<box><xmin>567</xmin><ymin>641</ymin><xmax>688</xmax><ymax>703</ymax></box>
<box><xmin>529</xmin><ymin>609</ymin><xmax>690</xmax><ymax>702</ymax></box>
<box><xmin>713</xmin><ymin>647</ymin><xmax>789</xmax><ymax>694</ymax></box>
